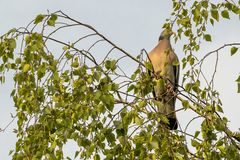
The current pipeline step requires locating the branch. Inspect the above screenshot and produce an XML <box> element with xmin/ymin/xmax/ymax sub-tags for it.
<box><xmin>197</xmin><ymin>42</ymin><xmax>240</xmax><ymax>66</ymax></box>
<box><xmin>58</xmin><ymin>11</ymin><xmax>145</xmax><ymax>67</ymax></box>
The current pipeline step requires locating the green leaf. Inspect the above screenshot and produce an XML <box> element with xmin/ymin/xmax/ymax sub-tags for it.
<box><xmin>23</xmin><ymin>64</ymin><xmax>30</xmax><ymax>73</ymax></box>
<box><xmin>221</xmin><ymin>10</ymin><xmax>230</xmax><ymax>19</ymax></box>
<box><xmin>161</xmin><ymin>153</ymin><xmax>172</xmax><ymax>160</ymax></box>
<box><xmin>15</xmin><ymin>58</ymin><xmax>21</xmax><ymax>64</ymax></box>
<box><xmin>204</xmin><ymin>105</ymin><xmax>213</xmax><ymax>112</ymax></box>
<box><xmin>194</xmin><ymin>131</ymin><xmax>200</xmax><ymax>138</ymax></box>
<box><xmin>236</xmin><ymin>75</ymin><xmax>240</xmax><ymax>83</ymax></box>
<box><xmin>50</xmin><ymin>141</ymin><xmax>57</xmax><ymax>150</ymax></box>
<box><xmin>0</xmin><ymin>76</ymin><xmax>5</xmax><ymax>83</ymax></box>
<box><xmin>10</xmin><ymin>89</ymin><xmax>16</xmax><ymax>97</ymax></box>
<box><xmin>139</xmin><ymin>101</ymin><xmax>147</xmax><ymax>108</ymax></box>
<box><xmin>74</xmin><ymin>151</ymin><xmax>80</xmax><ymax>159</ymax></box>
<box><xmin>230</xmin><ymin>47</ymin><xmax>238</xmax><ymax>56</ymax></box>
<box><xmin>47</xmin><ymin>14</ymin><xmax>58</xmax><ymax>26</ymax></box>
<box><xmin>62</xmin><ymin>45</ymin><xmax>69</xmax><ymax>51</ymax></box>
<box><xmin>56</xmin><ymin>118</ymin><xmax>62</xmax><ymax>124</ymax></box>
<box><xmin>71</xmin><ymin>58</ymin><xmax>79</xmax><ymax>68</ymax></box>
<box><xmin>215</xmin><ymin>118</ymin><xmax>225</xmax><ymax>131</ymax></box>
<box><xmin>134</xmin><ymin>116</ymin><xmax>143</xmax><ymax>125</ymax></box>
<box><xmin>210</xmin><ymin>18</ymin><xmax>214</xmax><ymax>25</ymax></box>
<box><xmin>182</xmin><ymin>58</ymin><xmax>187</xmax><ymax>69</ymax></box>
<box><xmin>105</xmin><ymin>60</ymin><xmax>117</xmax><ymax>71</ymax></box>
<box><xmin>127</xmin><ymin>84</ymin><xmax>135</xmax><ymax>92</ymax></box>
<box><xmin>204</xmin><ymin>34</ymin><xmax>212</xmax><ymax>42</ymax></box>
<box><xmin>131</xmin><ymin>68</ymin><xmax>140</xmax><ymax>80</ymax></box>
<box><xmin>94</xmin><ymin>154</ymin><xmax>100</xmax><ymax>160</ymax></box>
<box><xmin>7</xmin><ymin>28</ymin><xmax>17</xmax><ymax>35</ymax></box>
<box><xmin>150</xmin><ymin>141</ymin><xmax>159</xmax><ymax>149</ymax></box>
<box><xmin>111</xmin><ymin>83</ymin><xmax>119</xmax><ymax>91</ymax></box>
<box><xmin>116</xmin><ymin>128</ymin><xmax>126</xmax><ymax>137</ymax></box>
<box><xmin>189</xmin><ymin>57</ymin><xmax>195</xmax><ymax>65</ymax></box>
<box><xmin>233</xmin><ymin>132</ymin><xmax>240</xmax><ymax>142</ymax></box>
<box><xmin>93</xmin><ymin>71</ymin><xmax>101</xmax><ymax>81</ymax></box>
<box><xmin>191</xmin><ymin>139</ymin><xmax>200</xmax><ymax>147</ymax></box>
<box><xmin>182</xmin><ymin>100</ymin><xmax>189</xmax><ymax>109</ymax></box>
<box><xmin>201</xmin><ymin>1</ymin><xmax>208</xmax><ymax>8</ymax></box>
<box><xmin>8</xmin><ymin>150</ymin><xmax>14</xmax><ymax>156</ymax></box>
<box><xmin>9</xmin><ymin>38</ymin><xmax>16</xmax><ymax>49</ymax></box>
<box><xmin>238</xmin><ymin>83</ymin><xmax>240</xmax><ymax>93</ymax></box>
<box><xmin>185</xmin><ymin>83</ymin><xmax>193</xmax><ymax>92</ymax></box>
<box><xmin>216</xmin><ymin>105</ymin><xmax>223</xmax><ymax>113</ymax></box>
<box><xmin>34</xmin><ymin>14</ymin><xmax>45</xmax><ymax>24</ymax></box>
<box><xmin>65</xmin><ymin>51</ymin><xmax>73</xmax><ymax>59</ymax></box>
<box><xmin>145</xmin><ymin>61</ymin><xmax>153</xmax><ymax>71</ymax></box>
<box><xmin>101</xmin><ymin>94</ymin><xmax>114</xmax><ymax>111</ymax></box>
<box><xmin>211</xmin><ymin>9</ymin><xmax>219</xmax><ymax>21</ymax></box>
<box><xmin>105</xmin><ymin>129</ymin><xmax>115</xmax><ymax>144</ymax></box>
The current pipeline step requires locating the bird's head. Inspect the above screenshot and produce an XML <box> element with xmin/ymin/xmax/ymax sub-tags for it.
<box><xmin>158</xmin><ymin>28</ymin><xmax>176</xmax><ymax>41</ymax></box>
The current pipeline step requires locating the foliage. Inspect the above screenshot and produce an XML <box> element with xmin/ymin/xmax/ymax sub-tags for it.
<box><xmin>0</xmin><ymin>0</ymin><xmax>240</xmax><ymax>159</ymax></box>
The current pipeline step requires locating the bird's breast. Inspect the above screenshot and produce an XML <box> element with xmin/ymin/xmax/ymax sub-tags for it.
<box><xmin>149</xmin><ymin>53</ymin><xmax>175</xmax><ymax>81</ymax></box>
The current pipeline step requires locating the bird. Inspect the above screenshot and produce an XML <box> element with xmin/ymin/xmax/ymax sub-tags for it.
<box><xmin>148</xmin><ymin>28</ymin><xmax>179</xmax><ymax>130</ymax></box>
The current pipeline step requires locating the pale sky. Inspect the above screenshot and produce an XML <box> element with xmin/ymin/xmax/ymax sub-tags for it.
<box><xmin>0</xmin><ymin>1</ymin><xmax>240</xmax><ymax>159</ymax></box>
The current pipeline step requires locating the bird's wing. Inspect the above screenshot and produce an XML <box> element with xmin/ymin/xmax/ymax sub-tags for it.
<box><xmin>147</xmin><ymin>57</ymin><xmax>157</xmax><ymax>100</ymax></box>
<box><xmin>173</xmin><ymin>58</ymin><xmax>179</xmax><ymax>92</ymax></box>
<box><xmin>171</xmin><ymin>51</ymin><xmax>180</xmax><ymax>104</ymax></box>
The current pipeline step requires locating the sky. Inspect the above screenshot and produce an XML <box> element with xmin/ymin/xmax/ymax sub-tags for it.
<box><xmin>0</xmin><ymin>0</ymin><xmax>240</xmax><ymax>159</ymax></box>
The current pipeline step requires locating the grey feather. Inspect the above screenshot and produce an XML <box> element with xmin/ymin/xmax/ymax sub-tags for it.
<box><xmin>148</xmin><ymin>29</ymin><xmax>179</xmax><ymax>130</ymax></box>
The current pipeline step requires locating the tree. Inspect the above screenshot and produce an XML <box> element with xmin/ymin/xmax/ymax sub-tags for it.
<box><xmin>0</xmin><ymin>1</ymin><xmax>240</xmax><ymax>159</ymax></box>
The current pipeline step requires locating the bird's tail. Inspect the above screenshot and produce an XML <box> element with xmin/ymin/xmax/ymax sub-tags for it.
<box><xmin>159</xmin><ymin>116</ymin><xmax>178</xmax><ymax>130</ymax></box>
<box><xmin>157</xmin><ymin>103</ymin><xmax>178</xmax><ymax>130</ymax></box>
<box><xmin>167</xmin><ymin>117</ymin><xmax>178</xmax><ymax>130</ymax></box>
